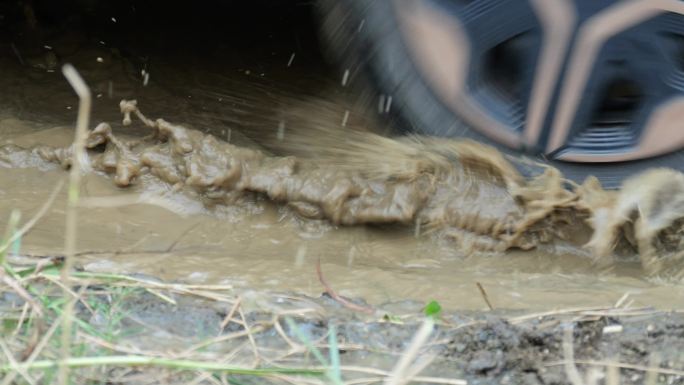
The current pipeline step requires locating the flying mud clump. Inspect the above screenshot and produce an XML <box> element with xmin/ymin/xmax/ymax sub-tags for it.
<box><xmin>1</xmin><ymin>100</ymin><xmax>683</xmax><ymax>275</ymax></box>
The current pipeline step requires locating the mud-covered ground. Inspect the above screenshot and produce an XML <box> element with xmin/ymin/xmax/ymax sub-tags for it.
<box><xmin>1</xmin><ymin>1</ymin><xmax>684</xmax><ymax>384</ymax></box>
<box><xmin>2</xmin><ymin>265</ymin><xmax>684</xmax><ymax>385</ymax></box>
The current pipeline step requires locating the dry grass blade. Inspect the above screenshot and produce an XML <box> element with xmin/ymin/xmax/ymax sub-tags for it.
<box><xmin>11</xmin><ymin>303</ymin><xmax>30</xmax><ymax>337</ymax></box>
<box><xmin>562</xmin><ymin>324</ymin><xmax>584</xmax><ymax>385</ymax></box>
<box><xmin>1</xmin><ymin>313</ymin><xmax>63</xmax><ymax>385</ymax></box>
<box><xmin>0</xmin><ymin>340</ymin><xmax>37</xmax><ymax>385</ymax></box>
<box><xmin>36</xmin><ymin>270</ymin><xmax>234</xmax><ymax>293</ymax></box>
<box><xmin>332</xmin><ymin>366</ymin><xmax>467</xmax><ymax>385</ymax></box>
<box><xmin>274</xmin><ymin>316</ymin><xmax>303</xmax><ymax>352</ymax></box>
<box><xmin>79</xmin><ymin>332</ymin><xmax>159</xmax><ymax>357</ymax></box>
<box><xmin>385</xmin><ymin>318</ymin><xmax>435</xmax><ymax>385</ymax></box>
<box><xmin>238</xmin><ymin>305</ymin><xmax>261</xmax><ymax>366</ymax></box>
<box><xmin>219</xmin><ymin>297</ymin><xmax>242</xmax><ymax>331</ymax></box>
<box><xmin>144</xmin><ymin>288</ymin><xmax>177</xmax><ymax>305</ymax></box>
<box><xmin>180</xmin><ymin>326</ymin><xmax>267</xmax><ymax>357</ymax></box>
<box><xmin>59</xmin><ymin>63</ymin><xmax>92</xmax><ymax>385</ymax></box>
<box><xmin>645</xmin><ymin>353</ymin><xmax>661</xmax><ymax>385</ymax></box>
<box><xmin>545</xmin><ymin>359</ymin><xmax>684</xmax><ymax>377</ymax></box>
<box><xmin>15</xmin><ymin>312</ymin><xmax>61</xmax><ymax>376</ymax></box>
<box><xmin>0</xmin><ymin>275</ymin><xmax>43</xmax><ymax>317</ymax></box>
<box><xmin>40</xmin><ymin>274</ymin><xmax>94</xmax><ymax>315</ymax></box>
<box><xmin>507</xmin><ymin>306</ymin><xmax>621</xmax><ymax>324</ymax></box>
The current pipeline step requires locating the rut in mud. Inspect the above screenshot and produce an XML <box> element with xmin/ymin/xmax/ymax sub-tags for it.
<box><xmin>2</xmin><ymin>99</ymin><xmax>684</xmax><ymax>277</ymax></box>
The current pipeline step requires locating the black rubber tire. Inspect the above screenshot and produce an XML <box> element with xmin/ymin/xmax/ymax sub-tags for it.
<box><xmin>315</xmin><ymin>0</ymin><xmax>684</xmax><ymax>189</ymax></box>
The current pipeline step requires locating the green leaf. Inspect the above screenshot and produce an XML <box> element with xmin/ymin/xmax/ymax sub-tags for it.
<box><xmin>424</xmin><ymin>300</ymin><xmax>442</xmax><ymax>318</ymax></box>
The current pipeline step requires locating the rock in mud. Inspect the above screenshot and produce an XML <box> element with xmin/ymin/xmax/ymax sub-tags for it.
<box><xmin>467</xmin><ymin>350</ymin><xmax>503</xmax><ymax>374</ymax></box>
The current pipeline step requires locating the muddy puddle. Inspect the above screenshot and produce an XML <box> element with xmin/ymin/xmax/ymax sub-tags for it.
<box><xmin>1</xmin><ymin>1</ymin><xmax>684</xmax><ymax>316</ymax></box>
<box><xmin>4</xmin><ymin>161</ymin><xmax>678</xmax><ymax>311</ymax></box>
<box><xmin>2</xmin><ymin>76</ymin><xmax>684</xmax><ymax>314</ymax></box>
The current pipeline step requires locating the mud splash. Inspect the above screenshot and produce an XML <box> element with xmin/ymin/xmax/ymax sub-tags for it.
<box><xmin>2</xmin><ymin>100</ymin><xmax>684</xmax><ymax>278</ymax></box>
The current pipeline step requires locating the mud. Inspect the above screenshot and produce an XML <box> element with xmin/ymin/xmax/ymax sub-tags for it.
<box><xmin>2</xmin><ymin>28</ymin><xmax>684</xmax><ymax>304</ymax></box>
<box><xmin>5</xmin><ymin>278</ymin><xmax>684</xmax><ymax>385</ymax></box>
<box><xmin>1</xmin><ymin>2</ymin><xmax>684</xmax><ymax>381</ymax></box>
<box><xmin>3</xmin><ymin>95</ymin><xmax>684</xmax><ymax>312</ymax></box>
<box><xmin>3</xmin><ymin>99</ymin><xmax>684</xmax><ymax>273</ymax></box>
<box><xmin>76</xmin><ymin>292</ymin><xmax>684</xmax><ymax>385</ymax></box>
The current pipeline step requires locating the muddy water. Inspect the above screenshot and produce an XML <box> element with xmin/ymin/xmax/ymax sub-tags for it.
<box><xmin>1</xmin><ymin>36</ymin><xmax>684</xmax><ymax>313</ymax></box>
<box><xmin>2</xmin><ymin>165</ymin><xmax>681</xmax><ymax>312</ymax></box>
<box><xmin>2</xmin><ymin>105</ymin><xmax>683</xmax><ymax>313</ymax></box>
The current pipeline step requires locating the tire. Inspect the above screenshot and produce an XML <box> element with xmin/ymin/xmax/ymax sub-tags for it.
<box><xmin>316</xmin><ymin>0</ymin><xmax>684</xmax><ymax>188</ymax></box>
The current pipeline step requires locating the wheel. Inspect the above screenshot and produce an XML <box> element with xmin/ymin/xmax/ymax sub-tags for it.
<box><xmin>316</xmin><ymin>0</ymin><xmax>684</xmax><ymax>188</ymax></box>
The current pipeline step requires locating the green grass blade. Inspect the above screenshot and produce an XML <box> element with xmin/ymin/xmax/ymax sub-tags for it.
<box><xmin>327</xmin><ymin>324</ymin><xmax>342</xmax><ymax>385</ymax></box>
<box><xmin>284</xmin><ymin>317</ymin><xmax>329</xmax><ymax>366</ymax></box>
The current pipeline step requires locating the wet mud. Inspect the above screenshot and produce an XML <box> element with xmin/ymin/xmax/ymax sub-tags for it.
<box><xmin>4</xmin><ymin>278</ymin><xmax>683</xmax><ymax>385</ymax></box>
<box><xmin>3</xmin><ymin>99</ymin><xmax>684</xmax><ymax>274</ymax></box>
<box><xmin>3</xmin><ymin>95</ymin><xmax>684</xmax><ymax>313</ymax></box>
<box><xmin>2</xmin><ymin>2</ymin><xmax>684</xmax><ymax>381</ymax></box>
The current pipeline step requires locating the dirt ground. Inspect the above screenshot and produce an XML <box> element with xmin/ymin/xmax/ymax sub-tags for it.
<box><xmin>1</xmin><ymin>1</ymin><xmax>684</xmax><ymax>384</ymax></box>
<box><xmin>2</xmin><ymin>268</ymin><xmax>684</xmax><ymax>385</ymax></box>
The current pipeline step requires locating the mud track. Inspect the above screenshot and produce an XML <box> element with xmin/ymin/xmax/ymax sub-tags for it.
<box><xmin>2</xmin><ymin>100</ymin><xmax>684</xmax><ymax>276</ymax></box>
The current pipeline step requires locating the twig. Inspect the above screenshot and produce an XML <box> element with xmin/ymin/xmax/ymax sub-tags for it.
<box><xmin>476</xmin><ymin>282</ymin><xmax>494</xmax><ymax>311</ymax></box>
<box><xmin>316</xmin><ymin>258</ymin><xmax>374</xmax><ymax>315</ymax></box>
